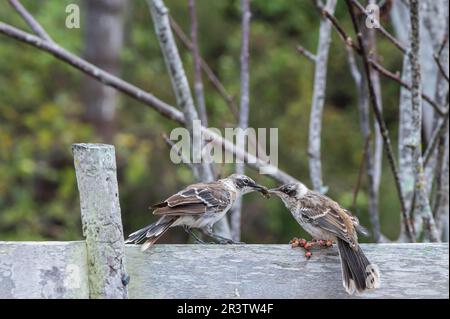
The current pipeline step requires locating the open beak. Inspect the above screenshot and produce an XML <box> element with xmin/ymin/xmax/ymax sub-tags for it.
<box><xmin>268</xmin><ymin>187</ymin><xmax>282</xmax><ymax>196</ymax></box>
<box><xmin>251</xmin><ymin>183</ymin><xmax>270</xmax><ymax>198</ymax></box>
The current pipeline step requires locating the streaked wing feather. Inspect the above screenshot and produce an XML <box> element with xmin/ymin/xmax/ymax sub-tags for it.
<box><xmin>153</xmin><ymin>203</ymin><xmax>207</xmax><ymax>216</ymax></box>
<box><xmin>300</xmin><ymin>193</ymin><xmax>356</xmax><ymax>245</ymax></box>
<box><xmin>152</xmin><ymin>182</ymin><xmax>231</xmax><ymax>216</ymax></box>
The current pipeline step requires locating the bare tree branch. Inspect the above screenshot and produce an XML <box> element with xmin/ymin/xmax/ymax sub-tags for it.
<box><xmin>369</xmin><ymin>59</ymin><xmax>445</xmax><ymax>116</ymax></box>
<box><xmin>349</xmin><ymin>0</ymin><xmax>407</xmax><ymax>54</ymax></box>
<box><xmin>408</xmin><ymin>0</ymin><xmax>439</xmax><ymax>242</ymax></box>
<box><xmin>169</xmin><ymin>17</ymin><xmax>239</xmax><ymax>119</ymax></box>
<box><xmin>0</xmin><ymin>18</ymin><xmax>299</xmax><ymax>191</ymax></box>
<box><xmin>188</xmin><ymin>0</ymin><xmax>208</xmax><ymax>126</ymax></box>
<box><xmin>434</xmin><ymin>54</ymin><xmax>450</xmax><ymax>83</ymax></box>
<box><xmin>296</xmin><ymin>44</ymin><xmax>317</xmax><ymax>63</ymax></box>
<box><xmin>308</xmin><ymin>0</ymin><xmax>337</xmax><ymax>193</ymax></box>
<box><xmin>345</xmin><ymin>44</ymin><xmax>381</xmax><ymax>242</ymax></box>
<box><xmin>365</xmin><ymin>9</ymin><xmax>383</xmax><ymax>242</ymax></box>
<box><xmin>345</xmin><ymin>0</ymin><xmax>415</xmax><ymax>242</ymax></box>
<box><xmin>433</xmin><ymin>129</ymin><xmax>449</xmax><ymax>241</ymax></box>
<box><xmin>319</xmin><ymin>4</ymin><xmax>360</xmax><ymax>53</ymax></box>
<box><xmin>147</xmin><ymin>0</ymin><xmax>231</xmax><ymax>237</ymax></box>
<box><xmin>345</xmin><ymin>45</ymin><xmax>362</xmax><ymax>84</ymax></box>
<box><xmin>319</xmin><ymin>6</ymin><xmax>445</xmax><ymax>117</ymax></box>
<box><xmin>8</xmin><ymin>0</ymin><xmax>52</xmax><ymax>42</ymax></box>
<box><xmin>148</xmin><ymin>0</ymin><xmax>204</xmax><ymax>178</ymax></box>
<box><xmin>424</xmin><ymin>109</ymin><xmax>450</xmax><ymax>167</ymax></box>
<box><xmin>0</xmin><ymin>22</ymin><xmax>184</xmax><ymax>123</ymax></box>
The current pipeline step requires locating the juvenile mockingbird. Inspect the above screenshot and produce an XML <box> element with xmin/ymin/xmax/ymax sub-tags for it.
<box><xmin>269</xmin><ymin>183</ymin><xmax>380</xmax><ymax>294</ymax></box>
<box><xmin>125</xmin><ymin>174</ymin><xmax>268</xmax><ymax>251</ymax></box>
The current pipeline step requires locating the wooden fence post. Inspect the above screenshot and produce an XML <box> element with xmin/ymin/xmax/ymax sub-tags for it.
<box><xmin>72</xmin><ymin>143</ymin><xmax>128</xmax><ymax>299</ymax></box>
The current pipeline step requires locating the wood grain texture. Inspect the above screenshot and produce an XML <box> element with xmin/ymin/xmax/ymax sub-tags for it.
<box><xmin>72</xmin><ymin>143</ymin><xmax>128</xmax><ymax>298</ymax></box>
<box><xmin>0</xmin><ymin>243</ymin><xmax>447</xmax><ymax>298</ymax></box>
<box><xmin>0</xmin><ymin>242</ymin><xmax>88</xmax><ymax>299</ymax></box>
<box><xmin>125</xmin><ymin>243</ymin><xmax>449</xmax><ymax>299</ymax></box>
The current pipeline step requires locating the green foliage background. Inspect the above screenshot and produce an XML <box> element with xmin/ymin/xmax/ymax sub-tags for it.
<box><xmin>0</xmin><ymin>0</ymin><xmax>405</xmax><ymax>243</ymax></box>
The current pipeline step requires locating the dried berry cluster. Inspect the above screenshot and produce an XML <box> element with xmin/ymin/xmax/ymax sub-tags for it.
<box><xmin>289</xmin><ymin>237</ymin><xmax>333</xmax><ymax>259</ymax></box>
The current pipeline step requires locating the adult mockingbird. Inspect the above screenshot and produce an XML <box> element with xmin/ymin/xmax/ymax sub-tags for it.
<box><xmin>269</xmin><ymin>183</ymin><xmax>380</xmax><ymax>294</ymax></box>
<box><xmin>126</xmin><ymin>174</ymin><xmax>268</xmax><ymax>251</ymax></box>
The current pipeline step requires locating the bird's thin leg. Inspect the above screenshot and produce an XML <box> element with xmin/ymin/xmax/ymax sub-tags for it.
<box><xmin>183</xmin><ymin>226</ymin><xmax>207</xmax><ymax>244</ymax></box>
<box><xmin>202</xmin><ymin>227</ymin><xmax>245</xmax><ymax>244</ymax></box>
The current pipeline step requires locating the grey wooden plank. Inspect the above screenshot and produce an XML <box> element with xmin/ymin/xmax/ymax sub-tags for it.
<box><xmin>0</xmin><ymin>242</ymin><xmax>447</xmax><ymax>299</ymax></box>
<box><xmin>125</xmin><ymin>243</ymin><xmax>449</xmax><ymax>299</ymax></box>
<box><xmin>0</xmin><ymin>241</ymin><xmax>89</xmax><ymax>299</ymax></box>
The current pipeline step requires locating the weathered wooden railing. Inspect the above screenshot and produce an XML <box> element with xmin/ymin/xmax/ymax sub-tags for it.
<box><xmin>0</xmin><ymin>144</ymin><xmax>448</xmax><ymax>299</ymax></box>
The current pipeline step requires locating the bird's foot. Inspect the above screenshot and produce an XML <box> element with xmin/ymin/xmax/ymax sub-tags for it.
<box><xmin>203</xmin><ymin>230</ymin><xmax>245</xmax><ymax>245</ymax></box>
<box><xmin>193</xmin><ymin>237</ymin><xmax>207</xmax><ymax>244</ymax></box>
<box><xmin>183</xmin><ymin>226</ymin><xmax>209</xmax><ymax>244</ymax></box>
<box><xmin>218</xmin><ymin>238</ymin><xmax>245</xmax><ymax>245</ymax></box>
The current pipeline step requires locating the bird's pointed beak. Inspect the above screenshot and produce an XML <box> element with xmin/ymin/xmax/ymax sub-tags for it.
<box><xmin>250</xmin><ymin>183</ymin><xmax>270</xmax><ymax>198</ymax></box>
<box><xmin>268</xmin><ymin>187</ymin><xmax>282</xmax><ymax>196</ymax></box>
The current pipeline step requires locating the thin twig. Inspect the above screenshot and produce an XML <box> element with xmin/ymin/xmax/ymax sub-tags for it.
<box><xmin>188</xmin><ymin>0</ymin><xmax>208</xmax><ymax>126</ymax></box>
<box><xmin>434</xmin><ymin>54</ymin><xmax>450</xmax><ymax>83</ymax></box>
<box><xmin>0</xmin><ymin>22</ymin><xmax>184</xmax><ymax>123</ymax></box>
<box><xmin>169</xmin><ymin>17</ymin><xmax>239</xmax><ymax>119</ymax></box>
<box><xmin>433</xmin><ymin>28</ymin><xmax>449</xmax><ymax>84</ymax></box>
<box><xmin>296</xmin><ymin>44</ymin><xmax>317</xmax><ymax>63</ymax></box>
<box><xmin>148</xmin><ymin>0</ymin><xmax>212</xmax><ymax>181</ymax></box>
<box><xmin>320</xmin><ymin>7</ymin><xmax>445</xmax><ymax>116</ymax></box>
<box><xmin>321</xmin><ymin>7</ymin><xmax>360</xmax><ymax>53</ymax></box>
<box><xmin>345</xmin><ymin>0</ymin><xmax>415</xmax><ymax>241</ymax></box>
<box><xmin>424</xmin><ymin>108</ymin><xmax>450</xmax><ymax>167</ymax></box>
<box><xmin>369</xmin><ymin>59</ymin><xmax>445</xmax><ymax>116</ymax></box>
<box><xmin>352</xmin><ymin>134</ymin><xmax>370</xmax><ymax>209</ymax></box>
<box><xmin>437</xmin><ymin>35</ymin><xmax>448</xmax><ymax>58</ymax></box>
<box><xmin>345</xmin><ymin>45</ymin><xmax>362</xmax><ymax>84</ymax></box>
<box><xmin>348</xmin><ymin>0</ymin><xmax>407</xmax><ymax>54</ymax></box>
<box><xmin>0</xmin><ymin>22</ymin><xmax>298</xmax><ymax>185</ymax></box>
<box><xmin>8</xmin><ymin>0</ymin><xmax>52</xmax><ymax>42</ymax></box>
<box><xmin>351</xmin><ymin>0</ymin><xmax>449</xmax><ymax>90</ymax></box>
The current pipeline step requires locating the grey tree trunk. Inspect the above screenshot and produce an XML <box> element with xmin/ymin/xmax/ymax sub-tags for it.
<box><xmin>392</xmin><ymin>0</ymin><xmax>447</xmax><ymax>241</ymax></box>
<box><xmin>408</xmin><ymin>0</ymin><xmax>439</xmax><ymax>242</ymax></box>
<box><xmin>82</xmin><ymin>0</ymin><xmax>126</xmax><ymax>143</ymax></box>
<box><xmin>308</xmin><ymin>0</ymin><xmax>337</xmax><ymax>193</ymax></box>
<box><xmin>392</xmin><ymin>0</ymin><xmax>414</xmax><ymax>242</ymax></box>
<box><xmin>231</xmin><ymin>0</ymin><xmax>251</xmax><ymax>242</ymax></box>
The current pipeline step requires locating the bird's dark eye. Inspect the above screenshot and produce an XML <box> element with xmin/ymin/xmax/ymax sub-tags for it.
<box><xmin>236</xmin><ymin>177</ymin><xmax>249</xmax><ymax>188</ymax></box>
<box><xmin>281</xmin><ymin>185</ymin><xmax>296</xmax><ymax>196</ymax></box>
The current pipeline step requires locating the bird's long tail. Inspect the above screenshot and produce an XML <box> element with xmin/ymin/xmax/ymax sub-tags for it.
<box><xmin>337</xmin><ymin>238</ymin><xmax>380</xmax><ymax>294</ymax></box>
<box><xmin>125</xmin><ymin>217</ymin><xmax>176</xmax><ymax>251</ymax></box>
